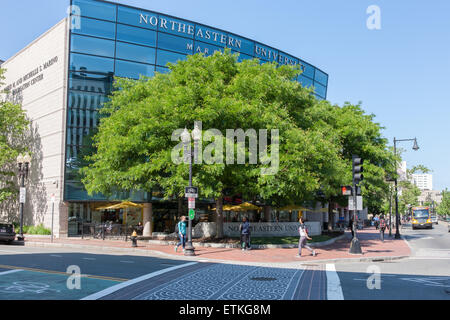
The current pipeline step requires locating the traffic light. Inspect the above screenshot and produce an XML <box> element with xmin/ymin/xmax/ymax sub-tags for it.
<box><xmin>352</xmin><ymin>155</ymin><xmax>364</xmax><ymax>185</ymax></box>
<box><xmin>341</xmin><ymin>186</ymin><xmax>352</xmax><ymax>196</ymax></box>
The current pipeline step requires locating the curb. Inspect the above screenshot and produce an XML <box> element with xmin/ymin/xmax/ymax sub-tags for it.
<box><xmin>298</xmin><ymin>255</ymin><xmax>410</xmax><ymax>265</ymax></box>
<box><xmin>143</xmin><ymin>234</ymin><xmax>347</xmax><ymax>249</ymax></box>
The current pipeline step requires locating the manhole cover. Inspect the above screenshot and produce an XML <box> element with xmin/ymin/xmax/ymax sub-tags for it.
<box><xmin>250</xmin><ymin>277</ymin><xmax>277</xmax><ymax>281</ymax></box>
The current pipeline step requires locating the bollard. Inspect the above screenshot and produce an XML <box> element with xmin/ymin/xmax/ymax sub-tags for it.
<box><xmin>131</xmin><ymin>230</ymin><xmax>137</xmax><ymax>247</ymax></box>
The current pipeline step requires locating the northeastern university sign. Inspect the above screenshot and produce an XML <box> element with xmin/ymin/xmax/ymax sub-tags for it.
<box><xmin>138</xmin><ymin>13</ymin><xmax>304</xmax><ymax>69</ymax></box>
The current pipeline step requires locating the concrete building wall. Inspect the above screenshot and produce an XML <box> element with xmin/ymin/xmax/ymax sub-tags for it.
<box><xmin>0</xmin><ymin>18</ymin><xmax>69</xmax><ymax>237</ymax></box>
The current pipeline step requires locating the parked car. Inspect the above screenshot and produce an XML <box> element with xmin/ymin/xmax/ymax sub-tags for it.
<box><xmin>0</xmin><ymin>222</ymin><xmax>16</xmax><ymax>244</ymax></box>
<box><xmin>431</xmin><ymin>215</ymin><xmax>438</xmax><ymax>225</ymax></box>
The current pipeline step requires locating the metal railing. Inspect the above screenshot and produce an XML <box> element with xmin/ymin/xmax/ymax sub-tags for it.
<box><xmin>81</xmin><ymin>222</ymin><xmax>143</xmax><ymax>241</ymax></box>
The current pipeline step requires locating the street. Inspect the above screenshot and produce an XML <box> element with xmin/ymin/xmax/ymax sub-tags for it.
<box><xmin>0</xmin><ymin>223</ymin><xmax>448</xmax><ymax>300</ymax></box>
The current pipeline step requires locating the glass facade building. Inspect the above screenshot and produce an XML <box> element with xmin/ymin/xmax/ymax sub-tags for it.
<box><xmin>63</xmin><ymin>0</ymin><xmax>329</xmax><ymax>233</ymax></box>
<box><xmin>66</xmin><ymin>0</ymin><xmax>328</xmax><ymax>201</ymax></box>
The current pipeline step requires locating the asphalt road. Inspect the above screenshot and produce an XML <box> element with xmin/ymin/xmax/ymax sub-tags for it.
<box><xmin>0</xmin><ymin>222</ymin><xmax>448</xmax><ymax>300</ymax></box>
<box><xmin>335</xmin><ymin>221</ymin><xmax>450</xmax><ymax>300</ymax></box>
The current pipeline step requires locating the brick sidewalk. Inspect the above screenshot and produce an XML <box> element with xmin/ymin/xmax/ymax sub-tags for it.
<box><xmin>22</xmin><ymin>227</ymin><xmax>411</xmax><ymax>264</ymax></box>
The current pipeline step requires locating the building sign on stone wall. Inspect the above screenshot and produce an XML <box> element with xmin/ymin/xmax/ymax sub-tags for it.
<box><xmin>223</xmin><ymin>222</ymin><xmax>321</xmax><ymax>237</ymax></box>
<box><xmin>3</xmin><ymin>56</ymin><xmax>59</xmax><ymax>98</ymax></box>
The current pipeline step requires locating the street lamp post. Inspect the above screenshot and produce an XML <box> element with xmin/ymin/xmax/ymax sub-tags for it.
<box><xmin>181</xmin><ymin>124</ymin><xmax>201</xmax><ymax>256</ymax></box>
<box><xmin>16</xmin><ymin>153</ymin><xmax>31</xmax><ymax>241</ymax></box>
<box><xmin>393</xmin><ymin>137</ymin><xmax>419</xmax><ymax>239</ymax></box>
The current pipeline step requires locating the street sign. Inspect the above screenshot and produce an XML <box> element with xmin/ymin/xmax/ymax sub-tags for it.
<box><xmin>348</xmin><ymin>196</ymin><xmax>363</xmax><ymax>211</ymax></box>
<box><xmin>185</xmin><ymin>193</ymin><xmax>198</xmax><ymax>198</ymax></box>
<box><xmin>51</xmin><ymin>193</ymin><xmax>56</xmax><ymax>203</ymax></box>
<box><xmin>189</xmin><ymin>209</ymin><xmax>195</xmax><ymax>220</ymax></box>
<box><xmin>188</xmin><ymin>197</ymin><xmax>195</xmax><ymax>209</ymax></box>
<box><xmin>341</xmin><ymin>186</ymin><xmax>352</xmax><ymax>196</ymax></box>
<box><xmin>19</xmin><ymin>188</ymin><xmax>26</xmax><ymax>203</ymax></box>
<box><xmin>185</xmin><ymin>186</ymin><xmax>198</xmax><ymax>194</ymax></box>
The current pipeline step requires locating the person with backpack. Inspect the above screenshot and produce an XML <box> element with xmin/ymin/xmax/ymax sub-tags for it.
<box><xmin>379</xmin><ymin>214</ymin><xmax>387</xmax><ymax>242</ymax></box>
<box><xmin>297</xmin><ymin>217</ymin><xmax>316</xmax><ymax>257</ymax></box>
<box><xmin>239</xmin><ymin>217</ymin><xmax>251</xmax><ymax>251</ymax></box>
<box><xmin>174</xmin><ymin>216</ymin><xmax>187</xmax><ymax>252</ymax></box>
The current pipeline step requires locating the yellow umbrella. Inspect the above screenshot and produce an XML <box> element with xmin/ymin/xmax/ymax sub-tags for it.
<box><xmin>105</xmin><ymin>201</ymin><xmax>144</xmax><ymax>209</ymax></box>
<box><xmin>95</xmin><ymin>201</ymin><xmax>143</xmax><ymax>224</ymax></box>
<box><xmin>94</xmin><ymin>203</ymin><xmax>119</xmax><ymax>210</ymax></box>
<box><xmin>210</xmin><ymin>204</ymin><xmax>235</xmax><ymax>211</ymax></box>
<box><xmin>230</xmin><ymin>202</ymin><xmax>262</xmax><ymax>211</ymax></box>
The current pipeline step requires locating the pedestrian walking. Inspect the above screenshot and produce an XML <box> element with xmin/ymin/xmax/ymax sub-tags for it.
<box><xmin>379</xmin><ymin>215</ymin><xmax>387</xmax><ymax>242</ymax></box>
<box><xmin>374</xmin><ymin>215</ymin><xmax>380</xmax><ymax>230</ymax></box>
<box><xmin>175</xmin><ymin>216</ymin><xmax>187</xmax><ymax>252</ymax></box>
<box><xmin>239</xmin><ymin>217</ymin><xmax>251</xmax><ymax>251</ymax></box>
<box><xmin>297</xmin><ymin>217</ymin><xmax>316</xmax><ymax>257</ymax></box>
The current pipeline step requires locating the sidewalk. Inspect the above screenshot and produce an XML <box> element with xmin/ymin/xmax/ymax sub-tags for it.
<box><xmin>20</xmin><ymin>227</ymin><xmax>411</xmax><ymax>264</ymax></box>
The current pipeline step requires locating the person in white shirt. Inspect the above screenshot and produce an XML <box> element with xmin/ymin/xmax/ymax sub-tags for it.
<box><xmin>297</xmin><ymin>217</ymin><xmax>316</xmax><ymax>257</ymax></box>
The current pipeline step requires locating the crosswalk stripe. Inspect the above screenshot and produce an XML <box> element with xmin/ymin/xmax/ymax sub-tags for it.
<box><xmin>326</xmin><ymin>264</ymin><xmax>344</xmax><ymax>300</ymax></box>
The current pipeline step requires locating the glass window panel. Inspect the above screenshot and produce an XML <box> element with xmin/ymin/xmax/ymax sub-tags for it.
<box><xmin>155</xmin><ymin>66</ymin><xmax>170</xmax><ymax>74</ymax></box>
<box><xmin>69</xmin><ymin>71</ymin><xmax>114</xmax><ymax>94</ymax></box>
<box><xmin>195</xmin><ymin>25</ymin><xmax>227</xmax><ymax>47</ymax></box>
<box><xmin>118</xmin><ymin>6</ymin><xmax>157</xmax><ymax>30</ymax></box>
<box><xmin>117</xmin><ymin>24</ymin><xmax>156</xmax><ymax>47</ymax></box>
<box><xmin>72</xmin><ymin>17</ymin><xmax>115</xmax><ymax>40</ymax></box>
<box><xmin>299</xmin><ymin>60</ymin><xmax>315</xmax><ymax>79</ymax></box>
<box><xmin>157</xmin><ymin>32</ymin><xmax>193</xmax><ymax>54</ymax></box>
<box><xmin>314</xmin><ymin>69</ymin><xmax>328</xmax><ymax>86</ymax></box>
<box><xmin>313</xmin><ymin>81</ymin><xmax>327</xmax><ymax>97</ymax></box>
<box><xmin>69</xmin><ymin>53</ymin><xmax>114</xmax><ymax>74</ymax></box>
<box><xmin>158</xmin><ymin>15</ymin><xmax>194</xmax><ymax>39</ymax></box>
<box><xmin>193</xmin><ymin>41</ymin><xmax>223</xmax><ymax>57</ymax></box>
<box><xmin>72</xmin><ymin>0</ymin><xmax>116</xmax><ymax>22</ymax></box>
<box><xmin>116</xmin><ymin>41</ymin><xmax>156</xmax><ymax>64</ymax></box>
<box><xmin>298</xmin><ymin>75</ymin><xmax>313</xmax><ymax>88</ymax></box>
<box><xmin>227</xmin><ymin>34</ymin><xmax>254</xmax><ymax>56</ymax></box>
<box><xmin>156</xmin><ymin>49</ymin><xmax>186</xmax><ymax>67</ymax></box>
<box><xmin>71</xmin><ymin>34</ymin><xmax>115</xmax><ymax>57</ymax></box>
<box><xmin>115</xmin><ymin>60</ymin><xmax>155</xmax><ymax>79</ymax></box>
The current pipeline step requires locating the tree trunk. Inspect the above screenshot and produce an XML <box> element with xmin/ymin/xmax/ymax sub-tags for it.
<box><xmin>328</xmin><ymin>200</ymin><xmax>334</xmax><ymax>231</ymax></box>
<box><xmin>263</xmin><ymin>205</ymin><xmax>271</xmax><ymax>222</ymax></box>
<box><xmin>178</xmin><ymin>197</ymin><xmax>183</xmax><ymax>216</ymax></box>
<box><xmin>215</xmin><ymin>197</ymin><xmax>224</xmax><ymax>239</ymax></box>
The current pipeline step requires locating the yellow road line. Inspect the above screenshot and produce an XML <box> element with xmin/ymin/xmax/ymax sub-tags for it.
<box><xmin>0</xmin><ymin>264</ymin><xmax>127</xmax><ymax>282</ymax></box>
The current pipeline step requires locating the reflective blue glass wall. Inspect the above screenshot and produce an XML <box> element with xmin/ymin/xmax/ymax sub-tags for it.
<box><xmin>65</xmin><ymin>0</ymin><xmax>329</xmax><ymax>201</ymax></box>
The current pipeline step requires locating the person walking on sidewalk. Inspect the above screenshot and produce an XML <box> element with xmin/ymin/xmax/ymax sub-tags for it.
<box><xmin>175</xmin><ymin>216</ymin><xmax>187</xmax><ymax>252</ymax></box>
<box><xmin>297</xmin><ymin>217</ymin><xmax>316</xmax><ymax>257</ymax></box>
<box><xmin>379</xmin><ymin>214</ymin><xmax>387</xmax><ymax>242</ymax></box>
<box><xmin>239</xmin><ymin>217</ymin><xmax>251</xmax><ymax>251</ymax></box>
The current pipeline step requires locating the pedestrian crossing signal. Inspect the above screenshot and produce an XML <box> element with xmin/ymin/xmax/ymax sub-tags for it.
<box><xmin>341</xmin><ymin>186</ymin><xmax>352</xmax><ymax>196</ymax></box>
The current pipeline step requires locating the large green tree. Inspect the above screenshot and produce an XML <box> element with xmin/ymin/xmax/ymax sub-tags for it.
<box><xmin>0</xmin><ymin>68</ymin><xmax>30</xmax><ymax>203</ymax></box>
<box><xmin>81</xmin><ymin>50</ymin><xmax>343</xmax><ymax>237</ymax></box>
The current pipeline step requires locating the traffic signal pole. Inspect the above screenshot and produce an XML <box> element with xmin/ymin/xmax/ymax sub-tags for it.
<box><xmin>349</xmin><ymin>155</ymin><xmax>363</xmax><ymax>254</ymax></box>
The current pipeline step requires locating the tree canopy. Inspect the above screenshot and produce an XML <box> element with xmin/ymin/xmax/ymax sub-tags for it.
<box><xmin>81</xmin><ymin>50</ymin><xmax>396</xmax><ymax>235</ymax></box>
<box><xmin>0</xmin><ymin>68</ymin><xmax>30</xmax><ymax>203</ymax></box>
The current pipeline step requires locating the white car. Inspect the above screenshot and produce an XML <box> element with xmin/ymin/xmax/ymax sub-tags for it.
<box><xmin>430</xmin><ymin>216</ymin><xmax>438</xmax><ymax>225</ymax></box>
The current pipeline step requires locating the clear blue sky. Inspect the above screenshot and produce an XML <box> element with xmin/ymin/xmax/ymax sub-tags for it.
<box><xmin>1</xmin><ymin>0</ymin><xmax>449</xmax><ymax>190</ymax></box>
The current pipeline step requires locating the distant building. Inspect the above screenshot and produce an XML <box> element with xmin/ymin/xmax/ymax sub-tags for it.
<box><xmin>412</xmin><ymin>174</ymin><xmax>433</xmax><ymax>190</ymax></box>
<box><xmin>418</xmin><ymin>190</ymin><xmax>442</xmax><ymax>206</ymax></box>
